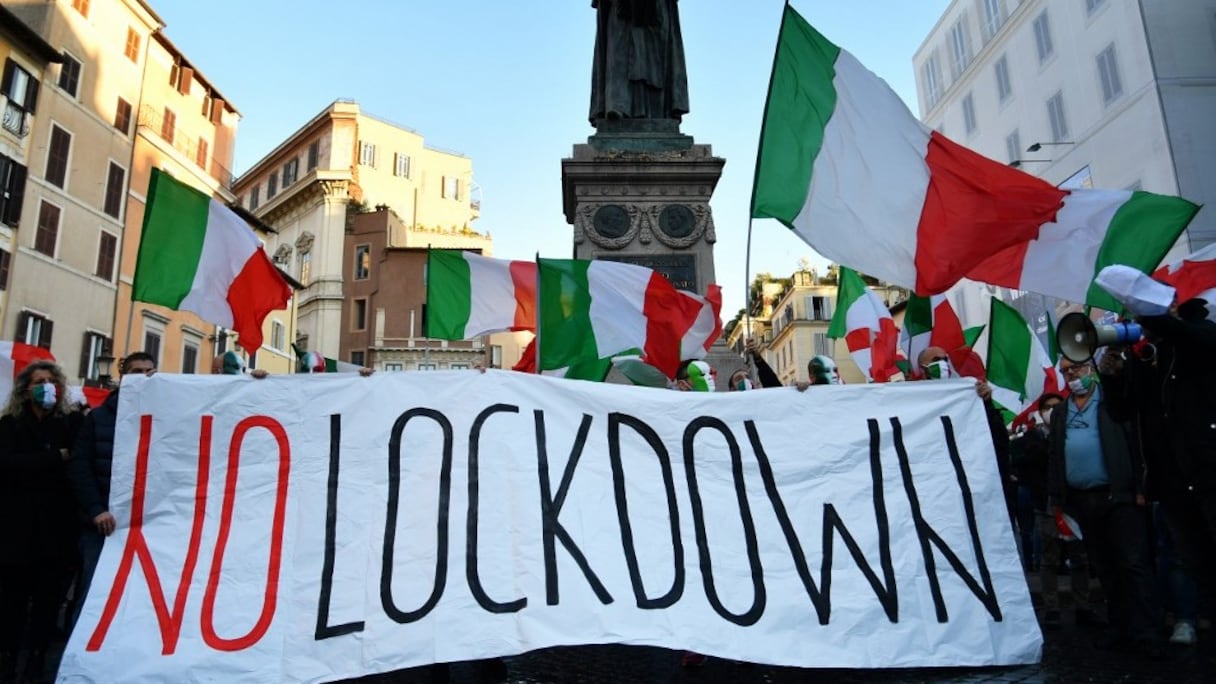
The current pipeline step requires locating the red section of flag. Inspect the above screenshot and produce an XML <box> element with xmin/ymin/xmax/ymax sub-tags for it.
<box><xmin>513</xmin><ymin>337</ymin><xmax>538</xmax><ymax>373</ymax></box>
<box><xmin>843</xmin><ymin>327</ymin><xmax>870</xmax><ymax>353</ymax></box>
<box><xmin>1153</xmin><ymin>251</ymin><xmax>1216</xmax><ymax>304</ymax></box>
<box><xmin>509</xmin><ymin>260</ymin><xmax>538</xmax><ymax>331</ymax></box>
<box><xmin>870</xmin><ymin>318</ymin><xmax>902</xmax><ymax>383</ymax></box>
<box><xmin>700</xmin><ymin>284</ymin><xmax>724</xmax><ymax>352</ymax></box>
<box><xmin>226</xmin><ymin>248</ymin><xmax>292</xmax><ymax>354</ymax></box>
<box><xmin>641</xmin><ymin>273</ymin><xmax>705</xmax><ymax>378</ymax></box>
<box><xmin>929</xmin><ymin>299</ymin><xmax>966</xmax><ymax>352</ymax></box>
<box><xmin>9</xmin><ymin>342</ymin><xmax>55</xmax><ymax>377</ymax></box>
<box><xmin>916</xmin><ymin>132</ymin><xmax>1067</xmax><ymax>294</ymax></box>
<box><xmin>82</xmin><ymin>386</ymin><xmax>111</xmax><ymax>409</ymax></box>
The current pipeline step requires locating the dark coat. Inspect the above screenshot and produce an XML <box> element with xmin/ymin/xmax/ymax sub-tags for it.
<box><xmin>1046</xmin><ymin>387</ymin><xmax>1144</xmax><ymax>508</ymax></box>
<box><xmin>68</xmin><ymin>388</ymin><xmax>120</xmax><ymax>522</ymax></box>
<box><xmin>0</xmin><ymin>408</ymin><xmax>84</xmax><ymax>564</ymax></box>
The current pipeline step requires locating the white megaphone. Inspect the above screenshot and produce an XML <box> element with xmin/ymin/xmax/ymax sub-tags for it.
<box><xmin>1056</xmin><ymin>312</ymin><xmax>1144</xmax><ymax>363</ymax></box>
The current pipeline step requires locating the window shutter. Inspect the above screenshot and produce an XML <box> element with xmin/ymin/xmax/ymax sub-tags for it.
<box><xmin>24</xmin><ymin>75</ymin><xmax>39</xmax><ymax>112</ymax></box>
<box><xmin>6</xmin><ymin>162</ymin><xmax>26</xmax><ymax>226</ymax></box>
<box><xmin>38</xmin><ymin>318</ymin><xmax>53</xmax><ymax>349</ymax></box>
<box><xmin>210</xmin><ymin>98</ymin><xmax>224</xmax><ymax>124</ymax></box>
<box><xmin>14</xmin><ymin>311</ymin><xmax>28</xmax><ymax>343</ymax></box>
<box><xmin>79</xmin><ymin>331</ymin><xmax>92</xmax><ymax>379</ymax></box>
<box><xmin>1</xmin><ymin>60</ymin><xmax>14</xmax><ymax>95</ymax></box>
<box><xmin>177</xmin><ymin>67</ymin><xmax>193</xmax><ymax>94</ymax></box>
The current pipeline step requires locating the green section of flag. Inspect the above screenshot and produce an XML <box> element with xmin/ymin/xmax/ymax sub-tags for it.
<box><xmin>987</xmin><ymin>299</ymin><xmax>1032</xmax><ymax>401</ymax></box>
<box><xmin>131</xmin><ymin>168</ymin><xmax>210</xmax><ymax>307</ymax></box>
<box><xmin>903</xmin><ymin>295</ymin><xmax>933</xmax><ymax>338</ymax></box>
<box><xmin>963</xmin><ymin>325</ymin><xmax>985</xmax><ymax>349</ymax></box>
<box><xmin>1084</xmin><ymin>191</ymin><xmax>1200</xmax><ymax>311</ymax></box>
<box><xmin>750</xmin><ymin>5</ymin><xmax>841</xmax><ymax>225</ymax></box>
<box><xmin>826</xmin><ymin>266</ymin><xmax>864</xmax><ymax>339</ymax></box>
<box><xmin>537</xmin><ymin>258</ymin><xmax>597</xmax><ymax>371</ymax></box>
<box><xmin>425</xmin><ymin>250</ymin><xmax>473</xmax><ymax>339</ymax></box>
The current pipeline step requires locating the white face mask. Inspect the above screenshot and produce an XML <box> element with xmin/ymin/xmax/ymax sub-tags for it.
<box><xmin>922</xmin><ymin>360</ymin><xmax>953</xmax><ymax>380</ymax></box>
<box><xmin>1067</xmin><ymin>373</ymin><xmax>1095</xmax><ymax>396</ymax></box>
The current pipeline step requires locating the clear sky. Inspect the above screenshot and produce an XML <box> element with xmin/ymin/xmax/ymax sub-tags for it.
<box><xmin>155</xmin><ymin>0</ymin><xmax>951</xmax><ymax>319</ymax></box>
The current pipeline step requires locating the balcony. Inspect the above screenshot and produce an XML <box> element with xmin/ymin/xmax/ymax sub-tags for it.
<box><xmin>2</xmin><ymin>101</ymin><xmax>30</xmax><ymax>138</ymax></box>
<box><xmin>138</xmin><ymin>105</ymin><xmax>234</xmax><ymax>188</ymax></box>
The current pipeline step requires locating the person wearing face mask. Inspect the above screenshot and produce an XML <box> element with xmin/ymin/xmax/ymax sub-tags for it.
<box><xmin>1047</xmin><ymin>356</ymin><xmax>1161</xmax><ymax>657</ymax></box>
<box><xmin>0</xmin><ymin>360</ymin><xmax>84</xmax><ymax>682</ymax></box>
<box><xmin>808</xmin><ymin>355</ymin><xmax>843</xmax><ymax>386</ymax></box>
<box><xmin>1017</xmin><ymin>393</ymin><xmax>1097</xmax><ymax>630</ymax></box>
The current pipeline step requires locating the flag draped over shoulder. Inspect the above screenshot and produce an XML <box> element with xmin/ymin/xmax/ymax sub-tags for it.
<box><xmin>132</xmin><ymin>169</ymin><xmax>291</xmax><ymax>353</ymax></box>
<box><xmin>751</xmin><ymin>5</ymin><xmax>1200</xmax><ymax>305</ymax></box>
<box><xmin>826</xmin><ymin>267</ymin><xmax>899</xmax><ymax>382</ymax></box>
<box><xmin>986</xmin><ymin>299</ymin><xmax>1062</xmax><ymax>424</ymax></box>
<box><xmin>426</xmin><ymin>250</ymin><xmax>536</xmax><ymax>339</ymax></box>
<box><xmin>536</xmin><ymin>258</ymin><xmax>721</xmax><ymax>379</ymax></box>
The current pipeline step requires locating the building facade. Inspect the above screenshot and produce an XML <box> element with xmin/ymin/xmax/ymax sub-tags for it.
<box><xmin>233</xmin><ymin>100</ymin><xmax>485</xmax><ymax>363</ymax></box>
<box><xmin>913</xmin><ymin>0</ymin><xmax>1214</xmax><ymax>259</ymax></box>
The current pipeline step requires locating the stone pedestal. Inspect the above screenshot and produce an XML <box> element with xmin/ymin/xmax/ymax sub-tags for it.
<box><xmin>562</xmin><ymin>133</ymin><xmax>740</xmax><ymax>389</ymax></box>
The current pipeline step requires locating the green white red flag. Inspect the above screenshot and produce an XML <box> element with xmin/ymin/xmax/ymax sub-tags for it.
<box><xmin>536</xmin><ymin>258</ymin><xmax>721</xmax><ymax>379</ymax></box>
<box><xmin>986</xmin><ymin>299</ymin><xmax>1064</xmax><ymax>424</ymax></box>
<box><xmin>1153</xmin><ymin>243</ymin><xmax>1216</xmax><ymax>307</ymax></box>
<box><xmin>426</xmin><ymin>250</ymin><xmax>536</xmax><ymax>339</ymax></box>
<box><xmin>826</xmin><ymin>267</ymin><xmax>899</xmax><ymax>382</ymax></box>
<box><xmin>0</xmin><ymin>341</ymin><xmax>108</xmax><ymax>408</ymax></box>
<box><xmin>132</xmin><ymin>169</ymin><xmax>291</xmax><ymax>354</ymax></box>
<box><xmin>751</xmin><ymin>5</ymin><xmax>1200</xmax><ymax>305</ymax></box>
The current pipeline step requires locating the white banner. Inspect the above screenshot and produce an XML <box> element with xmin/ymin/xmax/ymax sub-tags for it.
<box><xmin>59</xmin><ymin>372</ymin><xmax>1040</xmax><ymax>683</ymax></box>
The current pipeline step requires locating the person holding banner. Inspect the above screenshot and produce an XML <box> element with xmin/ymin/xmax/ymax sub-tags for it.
<box><xmin>0</xmin><ymin>360</ymin><xmax>83</xmax><ymax>682</ymax></box>
<box><xmin>1046</xmin><ymin>357</ymin><xmax>1162</xmax><ymax>658</ymax></box>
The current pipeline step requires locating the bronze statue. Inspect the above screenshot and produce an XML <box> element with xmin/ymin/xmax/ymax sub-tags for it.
<box><xmin>590</xmin><ymin>0</ymin><xmax>690</xmax><ymax>127</ymax></box>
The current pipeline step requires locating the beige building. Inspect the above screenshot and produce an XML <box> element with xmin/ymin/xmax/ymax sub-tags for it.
<box><xmin>233</xmin><ymin>100</ymin><xmax>486</xmax><ymax>363</ymax></box>
<box><xmin>1</xmin><ymin>0</ymin><xmax>158</xmax><ymax>383</ymax></box>
<box><xmin>111</xmin><ymin>29</ymin><xmax>246</xmax><ymax>374</ymax></box>
<box><xmin>0</xmin><ymin>4</ymin><xmax>61</xmax><ymax>331</ymax></box>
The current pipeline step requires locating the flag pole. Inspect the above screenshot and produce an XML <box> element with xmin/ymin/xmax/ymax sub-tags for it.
<box><xmin>533</xmin><ymin>252</ymin><xmax>541</xmax><ymax>374</ymax></box>
<box><xmin>744</xmin><ymin>0</ymin><xmax>792</xmax><ymax>349</ymax></box>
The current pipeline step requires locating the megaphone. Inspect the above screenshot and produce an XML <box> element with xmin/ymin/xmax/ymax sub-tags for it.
<box><xmin>1056</xmin><ymin>312</ymin><xmax>1143</xmax><ymax>363</ymax></box>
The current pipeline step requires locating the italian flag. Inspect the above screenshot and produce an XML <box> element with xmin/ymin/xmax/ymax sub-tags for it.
<box><xmin>293</xmin><ymin>345</ymin><xmax>364</xmax><ymax>373</ymax></box>
<box><xmin>751</xmin><ymin>5</ymin><xmax>1200</xmax><ymax>303</ymax></box>
<box><xmin>0</xmin><ymin>341</ymin><xmax>108</xmax><ymax>408</ymax></box>
<box><xmin>899</xmin><ymin>293</ymin><xmax>986</xmax><ymax>378</ymax></box>
<box><xmin>132</xmin><ymin>169</ymin><xmax>291</xmax><ymax>353</ymax></box>
<box><xmin>986</xmin><ymin>299</ymin><xmax>1062</xmax><ymax>424</ymax></box>
<box><xmin>1154</xmin><ymin>243</ymin><xmax>1216</xmax><ymax>307</ymax></box>
<box><xmin>826</xmin><ymin>267</ymin><xmax>899</xmax><ymax>382</ymax></box>
<box><xmin>536</xmin><ymin>258</ymin><xmax>722</xmax><ymax>379</ymax></box>
<box><xmin>426</xmin><ymin>250</ymin><xmax>536</xmax><ymax>339</ymax></box>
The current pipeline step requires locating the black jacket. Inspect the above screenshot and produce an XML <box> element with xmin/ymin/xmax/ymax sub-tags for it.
<box><xmin>751</xmin><ymin>353</ymin><xmax>783</xmax><ymax>388</ymax></box>
<box><xmin>1047</xmin><ymin>387</ymin><xmax>1144</xmax><ymax>508</ymax></box>
<box><xmin>0</xmin><ymin>408</ymin><xmax>84</xmax><ymax>563</ymax></box>
<box><xmin>68</xmin><ymin>388</ymin><xmax>120</xmax><ymax>522</ymax></box>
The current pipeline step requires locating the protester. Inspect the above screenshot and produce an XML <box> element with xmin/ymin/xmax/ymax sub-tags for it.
<box><xmin>732</xmin><ymin>338</ymin><xmax>781</xmax><ymax>389</ymax></box>
<box><xmin>0</xmin><ymin>360</ymin><xmax>84</xmax><ymax>682</ymax></box>
<box><xmin>211</xmin><ymin>350</ymin><xmax>269</xmax><ymax>378</ymax></box>
<box><xmin>1047</xmin><ymin>356</ymin><xmax>1161</xmax><ymax>656</ymax></box>
<box><xmin>66</xmin><ymin>352</ymin><xmax>157</xmax><ymax>630</ymax></box>
<box><xmin>1101</xmin><ymin>296</ymin><xmax>1216</xmax><ymax>646</ymax></box>
<box><xmin>1017</xmin><ymin>392</ymin><xmax>1097</xmax><ymax>630</ymax></box>
<box><xmin>807</xmin><ymin>355</ymin><xmax>842</xmax><ymax>385</ymax></box>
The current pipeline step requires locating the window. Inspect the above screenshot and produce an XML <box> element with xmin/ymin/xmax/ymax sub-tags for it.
<box><xmin>0</xmin><ymin>248</ymin><xmax>9</xmax><ymax>291</ymax></box>
<box><xmin>354</xmin><ymin>244</ymin><xmax>370</xmax><ymax>280</ymax></box>
<box><xmin>352</xmin><ymin>298</ymin><xmax>367</xmax><ymax>330</ymax></box>
<box><xmin>282</xmin><ymin>158</ymin><xmax>298</xmax><ymax>186</ymax></box>
<box><xmin>182</xmin><ymin>341</ymin><xmax>199</xmax><ymax>374</ymax></box>
<box><xmin>34</xmin><ymin>201</ymin><xmax>59</xmax><ymax>256</ymax></box>
<box><xmin>350</xmin><ymin>351</ymin><xmax>365</xmax><ymax>367</ymax></box>
<box><xmin>0</xmin><ymin>154</ymin><xmax>27</xmax><ymax>226</ymax></box>
<box><xmin>949</xmin><ymin>19</ymin><xmax>971</xmax><ymax>78</ymax></box>
<box><xmin>267</xmin><ymin>172</ymin><xmax>278</xmax><ymax>199</ymax></box>
<box><xmin>806</xmin><ymin>295</ymin><xmax>832</xmax><ymax>321</ymax></box>
<box><xmin>249</xmin><ymin>186</ymin><xmax>260</xmax><ymax>210</ymax></box>
<box><xmin>58</xmin><ymin>53</ymin><xmax>81</xmax><ymax>97</ymax></box>
<box><xmin>170</xmin><ymin>62</ymin><xmax>192</xmax><ymax>94</ymax></box>
<box><xmin>1005</xmin><ymin>130</ymin><xmax>1021</xmax><ymax>164</ymax></box>
<box><xmin>103</xmin><ymin>162</ymin><xmax>125</xmax><ymax>218</ymax></box>
<box><xmin>2</xmin><ymin>59</ymin><xmax>39</xmax><ymax>137</ymax></box>
<box><xmin>384</xmin><ymin>362</ymin><xmax>403</xmax><ymax>372</ymax></box>
<box><xmin>981</xmin><ymin>0</ymin><xmax>1004</xmax><ymax>39</ymax></box>
<box><xmin>124</xmin><ymin>27</ymin><xmax>140</xmax><ymax>62</ymax></box>
<box><xmin>994</xmin><ymin>55</ymin><xmax>1012</xmax><ymax>103</ymax></box>
<box><xmin>95</xmin><ymin>231</ymin><xmax>117</xmax><ymax>280</ymax></box>
<box><xmin>1047</xmin><ymin>91</ymin><xmax>1069</xmax><ymax>142</ymax></box>
<box><xmin>417</xmin><ymin>362</ymin><xmax>437</xmax><ymax>371</ymax></box>
<box><xmin>17</xmin><ymin>311</ymin><xmax>52</xmax><ymax>349</ymax></box>
<box><xmin>962</xmin><ymin>92</ymin><xmax>977</xmax><ymax>135</ymax></box>
<box><xmin>114</xmin><ymin>97</ymin><xmax>132</xmax><ymax>134</ymax></box>
<box><xmin>394</xmin><ymin>153</ymin><xmax>411</xmax><ymax>178</ymax></box>
<box><xmin>270</xmin><ymin>320</ymin><xmax>285</xmax><ymax>351</ymax></box>
<box><xmin>196</xmin><ymin>138</ymin><xmax>208</xmax><ymax>169</ymax></box>
<box><xmin>813</xmin><ymin>333</ymin><xmax>832</xmax><ymax>358</ymax></box>
<box><xmin>1032</xmin><ymin>11</ymin><xmax>1053</xmax><ymax>64</ymax></box>
<box><xmin>307</xmin><ymin>141</ymin><xmax>319</xmax><ymax>171</ymax></box>
<box><xmin>1086</xmin><ymin>0</ymin><xmax>1106</xmax><ymax>14</ymax></box>
<box><xmin>201</xmin><ymin>93</ymin><xmax>212</xmax><ymax>118</ymax></box>
<box><xmin>922</xmin><ymin>54</ymin><xmax>942</xmax><ymax>108</ymax></box>
<box><xmin>143</xmin><ymin>328</ymin><xmax>162</xmax><ymax>365</ymax></box>
<box><xmin>359</xmin><ymin>141</ymin><xmax>376</xmax><ymax>166</ymax></box>
<box><xmin>80</xmin><ymin>331</ymin><xmax>107</xmax><ymax>381</ymax></box>
<box><xmin>45</xmin><ymin>125</ymin><xmax>71</xmax><ymax>188</ymax></box>
<box><xmin>161</xmin><ymin>107</ymin><xmax>176</xmax><ymax>144</ymax></box>
<box><xmin>298</xmin><ymin>249</ymin><xmax>311</xmax><ymax>285</ymax></box>
<box><xmin>1060</xmin><ymin>165</ymin><xmax>1094</xmax><ymax>190</ymax></box>
<box><xmin>443</xmin><ymin>176</ymin><xmax>460</xmax><ymax>200</ymax></box>
<box><xmin>72</xmin><ymin>0</ymin><xmax>90</xmax><ymax>17</ymax></box>
<box><xmin>450</xmin><ymin>363</ymin><xmax>469</xmax><ymax>370</ymax></box>
<box><xmin>1097</xmin><ymin>44</ymin><xmax>1123</xmax><ymax>104</ymax></box>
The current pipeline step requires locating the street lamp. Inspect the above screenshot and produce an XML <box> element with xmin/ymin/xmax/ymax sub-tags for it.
<box><xmin>1008</xmin><ymin>159</ymin><xmax>1052</xmax><ymax>168</ymax></box>
<box><xmin>96</xmin><ymin>348</ymin><xmax>116</xmax><ymax>387</ymax></box>
<box><xmin>1026</xmin><ymin>141</ymin><xmax>1074</xmax><ymax>152</ymax></box>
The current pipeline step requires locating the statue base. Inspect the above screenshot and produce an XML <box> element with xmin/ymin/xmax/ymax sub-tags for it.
<box><xmin>588</xmin><ymin>118</ymin><xmax>695</xmax><ymax>153</ymax></box>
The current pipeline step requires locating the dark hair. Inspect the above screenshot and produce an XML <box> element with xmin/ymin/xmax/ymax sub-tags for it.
<box><xmin>120</xmin><ymin>352</ymin><xmax>157</xmax><ymax>375</ymax></box>
<box><xmin>675</xmin><ymin>359</ymin><xmax>693</xmax><ymax>380</ymax></box>
<box><xmin>1039</xmin><ymin>392</ymin><xmax>1064</xmax><ymax>407</ymax></box>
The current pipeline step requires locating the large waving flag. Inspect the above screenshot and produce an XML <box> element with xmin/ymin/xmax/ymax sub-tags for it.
<box><xmin>826</xmin><ymin>267</ymin><xmax>899</xmax><ymax>382</ymax></box>
<box><xmin>536</xmin><ymin>258</ymin><xmax>721</xmax><ymax>379</ymax></box>
<box><xmin>132</xmin><ymin>169</ymin><xmax>291</xmax><ymax>353</ymax></box>
<box><xmin>987</xmin><ymin>299</ymin><xmax>1062</xmax><ymax>424</ymax></box>
<box><xmin>1153</xmin><ymin>243</ymin><xmax>1216</xmax><ymax>306</ymax></box>
<box><xmin>751</xmin><ymin>5</ymin><xmax>1199</xmax><ymax>304</ymax></box>
<box><xmin>899</xmin><ymin>293</ymin><xmax>986</xmax><ymax>378</ymax></box>
<box><xmin>426</xmin><ymin>250</ymin><xmax>536</xmax><ymax>339</ymax></box>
